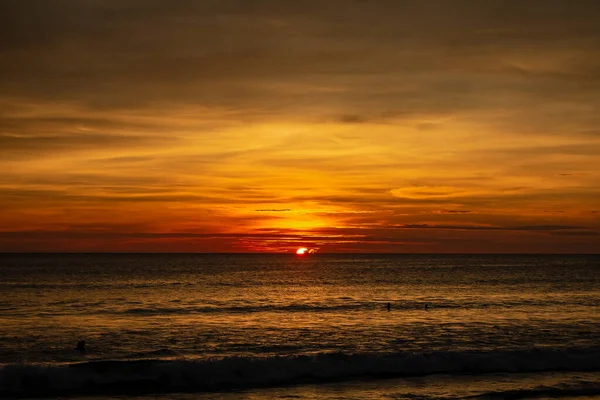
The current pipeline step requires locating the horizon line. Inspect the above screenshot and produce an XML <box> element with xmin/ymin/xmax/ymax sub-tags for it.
<box><xmin>1</xmin><ymin>252</ymin><xmax>599</xmax><ymax>256</ymax></box>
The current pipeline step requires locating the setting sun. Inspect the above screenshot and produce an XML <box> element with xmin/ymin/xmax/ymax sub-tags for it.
<box><xmin>1</xmin><ymin>2</ymin><xmax>599</xmax><ymax>399</ymax></box>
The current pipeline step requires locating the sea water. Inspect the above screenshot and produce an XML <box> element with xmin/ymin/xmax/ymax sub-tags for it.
<box><xmin>0</xmin><ymin>253</ymin><xmax>599</xmax><ymax>399</ymax></box>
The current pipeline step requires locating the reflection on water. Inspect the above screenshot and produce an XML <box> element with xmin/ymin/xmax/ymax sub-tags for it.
<box><xmin>0</xmin><ymin>254</ymin><xmax>599</xmax><ymax>398</ymax></box>
<box><xmin>0</xmin><ymin>254</ymin><xmax>599</xmax><ymax>362</ymax></box>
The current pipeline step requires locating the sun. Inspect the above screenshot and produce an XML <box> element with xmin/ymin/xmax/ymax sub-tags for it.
<box><xmin>296</xmin><ymin>247</ymin><xmax>308</xmax><ymax>255</ymax></box>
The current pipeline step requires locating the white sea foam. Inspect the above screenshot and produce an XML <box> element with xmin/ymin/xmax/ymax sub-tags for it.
<box><xmin>1</xmin><ymin>347</ymin><xmax>599</xmax><ymax>397</ymax></box>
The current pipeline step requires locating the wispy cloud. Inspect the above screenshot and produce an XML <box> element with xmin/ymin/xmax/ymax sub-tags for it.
<box><xmin>0</xmin><ymin>0</ymin><xmax>599</xmax><ymax>252</ymax></box>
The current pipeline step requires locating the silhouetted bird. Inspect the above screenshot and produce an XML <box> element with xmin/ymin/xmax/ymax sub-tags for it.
<box><xmin>75</xmin><ymin>340</ymin><xmax>86</xmax><ymax>353</ymax></box>
<box><xmin>424</xmin><ymin>303</ymin><xmax>429</xmax><ymax>311</ymax></box>
<box><xmin>386</xmin><ymin>302</ymin><xmax>391</xmax><ymax>312</ymax></box>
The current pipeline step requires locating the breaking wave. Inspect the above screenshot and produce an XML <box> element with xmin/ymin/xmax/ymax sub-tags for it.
<box><xmin>468</xmin><ymin>382</ymin><xmax>600</xmax><ymax>399</ymax></box>
<box><xmin>1</xmin><ymin>347</ymin><xmax>600</xmax><ymax>397</ymax></box>
<box><xmin>15</xmin><ymin>297</ymin><xmax>599</xmax><ymax>318</ymax></box>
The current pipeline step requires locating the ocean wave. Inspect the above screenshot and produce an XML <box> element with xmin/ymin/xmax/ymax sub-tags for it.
<box><xmin>91</xmin><ymin>298</ymin><xmax>599</xmax><ymax>315</ymax></box>
<box><xmin>6</xmin><ymin>298</ymin><xmax>598</xmax><ymax>319</ymax></box>
<box><xmin>468</xmin><ymin>381</ymin><xmax>600</xmax><ymax>399</ymax></box>
<box><xmin>0</xmin><ymin>281</ymin><xmax>191</xmax><ymax>289</ymax></box>
<box><xmin>1</xmin><ymin>347</ymin><xmax>600</xmax><ymax>397</ymax></box>
<box><xmin>122</xmin><ymin>348</ymin><xmax>180</xmax><ymax>359</ymax></box>
<box><xmin>106</xmin><ymin>303</ymin><xmax>378</xmax><ymax>315</ymax></box>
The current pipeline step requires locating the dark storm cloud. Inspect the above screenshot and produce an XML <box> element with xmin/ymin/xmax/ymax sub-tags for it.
<box><xmin>1</xmin><ymin>0</ymin><xmax>599</xmax><ymax>113</ymax></box>
<box><xmin>0</xmin><ymin>229</ymin><xmax>360</xmax><ymax>243</ymax></box>
<box><xmin>0</xmin><ymin>187</ymin><xmax>279</xmax><ymax>206</ymax></box>
<box><xmin>550</xmin><ymin>230</ymin><xmax>599</xmax><ymax>236</ymax></box>
<box><xmin>0</xmin><ymin>115</ymin><xmax>175</xmax><ymax>135</ymax></box>
<box><xmin>0</xmin><ymin>133</ymin><xmax>171</xmax><ymax>154</ymax></box>
<box><xmin>482</xmin><ymin>144</ymin><xmax>600</xmax><ymax>157</ymax></box>
<box><xmin>398</xmin><ymin>224</ymin><xmax>587</xmax><ymax>231</ymax></box>
<box><xmin>338</xmin><ymin>114</ymin><xmax>370</xmax><ymax>124</ymax></box>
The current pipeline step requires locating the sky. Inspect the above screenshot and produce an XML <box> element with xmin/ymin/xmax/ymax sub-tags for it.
<box><xmin>1</xmin><ymin>0</ymin><xmax>599</xmax><ymax>253</ymax></box>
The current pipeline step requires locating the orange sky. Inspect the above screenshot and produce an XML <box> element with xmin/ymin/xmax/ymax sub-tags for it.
<box><xmin>1</xmin><ymin>1</ymin><xmax>599</xmax><ymax>253</ymax></box>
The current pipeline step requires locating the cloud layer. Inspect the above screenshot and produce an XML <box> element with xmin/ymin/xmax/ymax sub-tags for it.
<box><xmin>0</xmin><ymin>0</ymin><xmax>599</xmax><ymax>252</ymax></box>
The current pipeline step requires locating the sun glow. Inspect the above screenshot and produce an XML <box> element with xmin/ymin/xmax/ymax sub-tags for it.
<box><xmin>296</xmin><ymin>247</ymin><xmax>317</xmax><ymax>255</ymax></box>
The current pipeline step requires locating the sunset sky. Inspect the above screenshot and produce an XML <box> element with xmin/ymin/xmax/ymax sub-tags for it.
<box><xmin>1</xmin><ymin>0</ymin><xmax>599</xmax><ymax>253</ymax></box>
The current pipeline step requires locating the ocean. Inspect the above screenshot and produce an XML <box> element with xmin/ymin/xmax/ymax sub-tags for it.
<box><xmin>0</xmin><ymin>253</ymin><xmax>599</xmax><ymax>399</ymax></box>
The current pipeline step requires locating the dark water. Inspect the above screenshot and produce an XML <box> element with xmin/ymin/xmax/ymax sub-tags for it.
<box><xmin>1</xmin><ymin>253</ymin><xmax>599</xmax><ymax>398</ymax></box>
